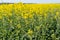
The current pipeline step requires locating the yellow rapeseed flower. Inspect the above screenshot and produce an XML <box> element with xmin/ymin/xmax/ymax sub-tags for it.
<box><xmin>17</xmin><ymin>24</ymin><xmax>21</xmax><ymax>29</ymax></box>
<box><xmin>0</xmin><ymin>15</ymin><xmax>2</xmax><ymax>19</ymax></box>
<box><xmin>36</xmin><ymin>26</ymin><xmax>40</xmax><ymax>30</ymax></box>
<box><xmin>54</xmin><ymin>15</ymin><xmax>57</xmax><ymax>19</ymax></box>
<box><xmin>7</xmin><ymin>13</ymin><xmax>12</xmax><ymax>16</ymax></box>
<box><xmin>3</xmin><ymin>14</ymin><xmax>7</xmax><ymax>16</ymax></box>
<box><xmin>29</xmin><ymin>14</ymin><xmax>33</xmax><ymax>18</ymax></box>
<box><xmin>27</xmin><ymin>29</ymin><xmax>33</xmax><ymax>35</ymax></box>
<box><xmin>10</xmin><ymin>20</ymin><xmax>12</xmax><ymax>24</ymax></box>
<box><xmin>56</xmin><ymin>12</ymin><xmax>59</xmax><ymax>16</ymax></box>
<box><xmin>23</xmin><ymin>13</ymin><xmax>28</xmax><ymax>19</ymax></box>
<box><xmin>44</xmin><ymin>13</ymin><xmax>47</xmax><ymax>18</ymax></box>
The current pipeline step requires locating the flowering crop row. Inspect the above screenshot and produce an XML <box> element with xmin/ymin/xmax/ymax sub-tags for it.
<box><xmin>0</xmin><ymin>3</ymin><xmax>60</xmax><ymax>40</ymax></box>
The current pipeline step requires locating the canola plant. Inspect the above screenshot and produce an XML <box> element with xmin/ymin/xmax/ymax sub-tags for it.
<box><xmin>0</xmin><ymin>3</ymin><xmax>60</xmax><ymax>40</ymax></box>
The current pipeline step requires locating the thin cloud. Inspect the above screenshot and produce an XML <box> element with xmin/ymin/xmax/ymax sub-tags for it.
<box><xmin>0</xmin><ymin>0</ymin><xmax>60</xmax><ymax>3</ymax></box>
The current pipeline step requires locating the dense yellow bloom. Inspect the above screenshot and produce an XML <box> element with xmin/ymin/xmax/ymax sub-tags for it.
<box><xmin>23</xmin><ymin>13</ymin><xmax>29</xmax><ymax>19</ymax></box>
<box><xmin>3</xmin><ymin>14</ymin><xmax>7</xmax><ymax>16</ymax></box>
<box><xmin>7</xmin><ymin>13</ymin><xmax>12</xmax><ymax>16</ymax></box>
<box><xmin>29</xmin><ymin>14</ymin><xmax>33</xmax><ymax>18</ymax></box>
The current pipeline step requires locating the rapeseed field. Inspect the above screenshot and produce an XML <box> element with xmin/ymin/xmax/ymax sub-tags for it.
<box><xmin>0</xmin><ymin>3</ymin><xmax>60</xmax><ymax>40</ymax></box>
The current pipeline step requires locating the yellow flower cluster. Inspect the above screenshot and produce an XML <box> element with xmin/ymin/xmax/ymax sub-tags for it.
<box><xmin>27</xmin><ymin>29</ymin><xmax>33</xmax><ymax>36</ymax></box>
<box><xmin>0</xmin><ymin>3</ymin><xmax>60</xmax><ymax>20</ymax></box>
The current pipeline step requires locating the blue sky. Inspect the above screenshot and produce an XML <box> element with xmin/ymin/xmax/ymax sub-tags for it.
<box><xmin>0</xmin><ymin>0</ymin><xmax>60</xmax><ymax>3</ymax></box>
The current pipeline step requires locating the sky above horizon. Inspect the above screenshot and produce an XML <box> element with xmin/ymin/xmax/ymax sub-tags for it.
<box><xmin>0</xmin><ymin>0</ymin><xmax>60</xmax><ymax>3</ymax></box>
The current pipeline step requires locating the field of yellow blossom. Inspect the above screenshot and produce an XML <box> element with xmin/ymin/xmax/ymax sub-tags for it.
<box><xmin>0</xmin><ymin>3</ymin><xmax>60</xmax><ymax>40</ymax></box>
